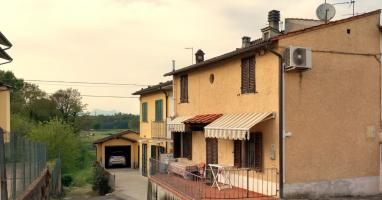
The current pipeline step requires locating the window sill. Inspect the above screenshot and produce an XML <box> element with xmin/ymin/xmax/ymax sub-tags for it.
<box><xmin>238</xmin><ymin>91</ymin><xmax>258</xmax><ymax>96</ymax></box>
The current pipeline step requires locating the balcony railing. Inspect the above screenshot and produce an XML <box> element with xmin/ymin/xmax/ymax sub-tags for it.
<box><xmin>151</xmin><ymin>120</ymin><xmax>167</xmax><ymax>139</ymax></box>
<box><xmin>149</xmin><ymin>159</ymin><xmax>279</xmax><ymax>200</ymax></box>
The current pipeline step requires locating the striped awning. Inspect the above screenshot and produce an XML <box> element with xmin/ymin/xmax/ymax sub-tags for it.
<box><xmin>204</xmin><ymin>112</ymin><xmax>276</xmax><ymax>140</ymax></box>
<box><xmin>167</xmin><ymin>116</ymin><xmax>193</xmax><ymax>132</ymax></box>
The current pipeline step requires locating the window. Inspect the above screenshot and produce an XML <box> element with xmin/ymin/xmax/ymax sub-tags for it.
<box><xmin>241</xmin><ymin>56</ymin><xmax>256</xmax><ymax>94</ymax></box>
<box><xmin>142</xmin><ymin>102</ymin><xmax>148</xmax><ymax>122</ymax></box>
<box><xmin>180</xmin><ymin>74</ymin><xmax>188</xmax><ymax>103</ymax></box>
<box><xmin>155</xmin><ymin>99</ymin><xmax>163</xmax><ymax>122</ymax></box>
<box><xmin>172</xmin><ymin>132</ymin><xmax>192</xmax><ymax>160</ymax></box>
<box><xmin>233</xmin><ymin>132</ymin><xmax>263</xmax><ymax>171</ymax></box>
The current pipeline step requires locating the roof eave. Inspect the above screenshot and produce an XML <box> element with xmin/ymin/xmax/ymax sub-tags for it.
<box><xmin>0</xmin><ymin>32</ymin><xmax>12</xmax><ymax>49</ymax></box>
<box><xmin>164</xmin><ymin>41</ymin><xmax>271</xmax><ymax>77</ymax></box>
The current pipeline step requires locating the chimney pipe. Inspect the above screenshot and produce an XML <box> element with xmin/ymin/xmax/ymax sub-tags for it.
<box><xmin>242</xmin><ymin>36</ymin><xmax>251</xmax><ymax>48</ymax></box>
<box><xmin>195</xmin><ymin>49</ymin><xmax>205</xmax><ymax>64</ymax></box>
<box><xmin>172</xmin><ymin>60</ymin><xmax>175</xmax><ymax>71</ymax></box>
<box><xmin>268</xmin><ymin>10</ymin><xmax>280</xmax><ymax>31</ymax></box>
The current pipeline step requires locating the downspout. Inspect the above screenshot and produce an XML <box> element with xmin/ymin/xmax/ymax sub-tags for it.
<box><xmin>162</xmin><ymin>89</ymin><xmax>169</xmax><ymax>152</ymax></box>
<box><xmin>379</xmin><ymin>28</ymin><xmax>382</xmax><ymax>193</ymax></box>
<box><xmin>267</xmin><ymin>44</ymin><xmax>284</xmax><ymax>199</ymax></box>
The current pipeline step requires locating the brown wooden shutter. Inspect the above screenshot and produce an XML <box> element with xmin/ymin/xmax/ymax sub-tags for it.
<box><xmin>254</xmin><ymin>132</ymin><xmax>263</xmax><ymax>172</ymax></box>
<box><xmin>183</xmin><ymin>132</ymin><xmax>192</xmax><ymax>160</ymax></box>
<box><xmin>234</xmin><ymin>140</ymin><xmax>242</xmax><ymax>168</ymax></box>
<box><xmin>206</xmin><ymin>138</ymin><xmax>218</xmax><ymax>165</ymax></box>
<box><xmin>184</xmin><ymin>75</ymin><xmax>188</xmax><ymax>101</ymax></box>
<box><xmin>248</xmin><ymin>57</ymin><xmax>256</xmax><ymax>93</ymax></box>
<box><xmin>241</xmin><ymin>59</ymin><xmax>249</xmax><ymax>93</ymax></box>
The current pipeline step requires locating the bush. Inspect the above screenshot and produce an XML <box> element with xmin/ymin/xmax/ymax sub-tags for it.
<box><xmin>92</xmin><ymin>162</ymin><xmax>112</xmax><ymax>195</ymax></box>
<box><xmin>28</xmin><ymin>118</ymin><xmax>81</xmax><ymax>173</ymax></box>
<box><xmin>62</xmin><ymin>175</ymin><xmax>73</xmax><ymax>187</ymax></box>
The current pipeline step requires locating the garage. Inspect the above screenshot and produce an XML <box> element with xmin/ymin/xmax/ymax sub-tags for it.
<box><xmin>94</xmin><ymin>130</ymin><xmax>140</xmax><ymax>169</ymax></box>
<box><xmin>105</xmin><ymin>145</ymin><xmax>131</xmax><ymax>168</ymax></box>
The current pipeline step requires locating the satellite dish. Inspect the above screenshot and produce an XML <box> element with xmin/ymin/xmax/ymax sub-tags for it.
<box><xmin>316</xmin><ymin>3</ymin><xmax>336</xmax><ymax>21</ymax></box>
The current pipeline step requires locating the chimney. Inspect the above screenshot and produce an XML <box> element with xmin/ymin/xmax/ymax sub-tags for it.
<box><xmin>241</xmin><ymin>36</ymin><xmax>251</xmax><ymax>48</ymax></box>
<box><xmin>195</xmin><ymin>49</ymin><xmax>205</xmax><ymax>64</ymax></box>
<box><xmin>261</xmin><ymin>10</ymin><xmax>281</xmax><ymax>40</ymax></box>
<box><xmin>268</xmin><ymin>10</ymin><xmax>280</xmax><ymax>31</ymax></box>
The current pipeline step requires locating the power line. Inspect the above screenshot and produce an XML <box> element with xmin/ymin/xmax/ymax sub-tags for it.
<box><xmin>47</xmin><ymin>93</ymin><xmax>139</xmax><ymax>99</ymax></box>
<box><xmin>25</xmin><ymin>79</ymin><xmax>150</xmax><ymax>87</ymax></box>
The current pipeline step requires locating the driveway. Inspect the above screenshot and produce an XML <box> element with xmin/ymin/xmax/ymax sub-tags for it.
<box><xmin>108</xmin><ymin>169</ymin><xmax>147</xmax><ymax>200</ymax></box>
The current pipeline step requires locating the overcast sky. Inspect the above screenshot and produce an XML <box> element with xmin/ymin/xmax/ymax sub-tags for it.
<box><xmin>1</xmin><ymin>0</ymin><xmax>381</xmax><ymax>114</ymax></box>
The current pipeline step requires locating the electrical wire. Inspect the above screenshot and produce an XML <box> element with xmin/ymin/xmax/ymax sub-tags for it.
<box><xmin>25</xmin><ymin>79</ymin><xmax>150</xmax><ymax>87</ymax></box>
<box><xmin>47</xmin><ymin>93</ymin><xmax>139</xmax><ymax>99</ymax></box>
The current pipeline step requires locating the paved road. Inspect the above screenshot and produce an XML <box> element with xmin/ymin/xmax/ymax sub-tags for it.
<box><xmin>108</xmin><ymin>169</ymin><xmax>148</xmax><ymax>200</ymax></box>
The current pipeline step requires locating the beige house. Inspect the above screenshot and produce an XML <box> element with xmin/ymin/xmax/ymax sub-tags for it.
<box><xmin>0</xmin><ymin>83</ymin><xmax>11</xmax><ymax>134</ymax></box>
<box><xmin>148</xmin><ymin>9</ymin><xmax>382</xmax><ymax>199</ymax></box>
<box><xmin>0</xmin><ymin>31</ymin><xmax>13</xmax><ymax>139</ymax></box>
<box><xmin>132</xmin><ymin>81</ymin><xmax>174</xmax><ymax>176</ymax></box>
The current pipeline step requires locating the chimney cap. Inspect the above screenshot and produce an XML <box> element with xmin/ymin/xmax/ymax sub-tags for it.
<box><xmin>195</xmin><ymin>49</ymin><xmax>205</xmax><ymax>55</ymax></box>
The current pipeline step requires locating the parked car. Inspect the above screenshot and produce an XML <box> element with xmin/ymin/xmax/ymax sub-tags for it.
<box><xmin>109</xmin><ymin>152</ymin><xmax>126</xmax><ymax>167</ymax></box>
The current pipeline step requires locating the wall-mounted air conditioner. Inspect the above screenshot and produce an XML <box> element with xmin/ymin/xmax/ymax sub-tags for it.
<box><xmin>283</xmin><ymin>46</ymin><xmax>312</xmax><ymax>71</ymax></box>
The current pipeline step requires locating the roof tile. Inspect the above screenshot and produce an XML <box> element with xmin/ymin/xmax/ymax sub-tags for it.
<box><xmin>184</xmin><ymin>114</ymin><xmax>222</xmax><ymax>124</ymax></box>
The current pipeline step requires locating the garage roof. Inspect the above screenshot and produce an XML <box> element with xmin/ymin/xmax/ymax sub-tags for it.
<box><xmin>93</xmin><ymin>130</ymin><xmax>139</xmax><ymax>144</ymax></box>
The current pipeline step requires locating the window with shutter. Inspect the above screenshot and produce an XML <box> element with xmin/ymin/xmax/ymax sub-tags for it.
<box><xmin>155</xmin><ymin>99</ymin><xmax>163</xmax><ymax>122</ymax></box>
<box><xmin>234</xmin><ymin>140</ymin><xmax>242</xmax><ymax>168</ymax></box>
<box><xmin>254</xmin><ymin>132</ymin><xmax>263</xmax><ymax>172</ymax></box>
<box><xmin>206</xmin><ymin>138</ymin><xmax>218</xmax><ymax>165</ymax></box>
<box><xmin>241</xmin><ymin>56</ymin><xmax>256</xmax><ymax>94</ymax></box>
<box><xmin>183</xmin><ymin>132</ymin><xmax>192</xmax><ymax>160</ymax></box>
<box><xmin>180</xmin><ymin>75</ymin><xmax>188</xmax><ymax>103</ymax></box>
<box><xmin>142</xmin><ymin>103</ymin><xmax>148</xmax><ymax>122</ymax></box>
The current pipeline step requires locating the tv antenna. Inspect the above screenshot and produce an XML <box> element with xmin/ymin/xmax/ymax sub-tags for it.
<box><xmin>332</xmin><ymin>0</ymin><xmax>356</xmax><ymax>16</ymax></box>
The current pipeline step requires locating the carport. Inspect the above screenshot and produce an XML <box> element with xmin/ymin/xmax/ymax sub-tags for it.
<box><xmin>94</xmin><ymin>130</ymin><xmax>140</xmax><ymax>169</ymax></box>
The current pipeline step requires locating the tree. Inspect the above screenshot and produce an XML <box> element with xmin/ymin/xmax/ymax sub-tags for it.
<box><xmin>27</xmin><ymin>98</ymin><xmax>59</xmax><ymax>122</ymax></box>
<box><xmin>50</xmin><ymin>88</ymin><xmax>86</xmax><ymax>126</ymax></box>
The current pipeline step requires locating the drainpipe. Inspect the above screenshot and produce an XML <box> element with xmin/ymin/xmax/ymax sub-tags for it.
<box><xmin>267</xmin><ymin>44</ymin><xmax>284</xmax><ymax>199</ymax></box>
<box><xmin>379</xmin><ymin>30</ymin><xmax>382</xmax><ymax>193</ymax></box>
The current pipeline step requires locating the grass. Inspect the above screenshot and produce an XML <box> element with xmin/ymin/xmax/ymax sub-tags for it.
<box><xmin>68</xmin><ymin>129</ymin><xmax>128</xmax><ymax>187</ymax></box>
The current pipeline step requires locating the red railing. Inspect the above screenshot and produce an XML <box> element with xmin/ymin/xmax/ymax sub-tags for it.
<box><xmin>149</xmin><ymin>159</ymin><xmax>279</xmax><ymax>199</ymax></box>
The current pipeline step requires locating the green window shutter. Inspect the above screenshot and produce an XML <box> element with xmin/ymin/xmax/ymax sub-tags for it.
<box><xmin>155</xmin><ymin>100</ymin><xmax>163</xmax><ymax>122</ymax></box>
<box><xmin>142</xmin><ymin>103</ymin><xmax>148</xmax><ymax>122</ymax></box>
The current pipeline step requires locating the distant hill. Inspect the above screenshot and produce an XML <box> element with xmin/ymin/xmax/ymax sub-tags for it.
<box><xmin>91</xmin><ymin>109</ymin><xmax>119</xmax><ymax>116</ymax></box>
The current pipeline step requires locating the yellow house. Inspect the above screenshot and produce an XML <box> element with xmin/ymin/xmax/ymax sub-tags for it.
<box><xmin>94</xmin><ymin>130</ymin><xmax>139</xmax><ymax>169</ymax></box>
<box><xmin>132</xmin><ymin>81</ymin><xmax>173</xmax><ymax>176</ymax></box>
<box><xmin>0</xmin><ymin>83</ymin><xmax>11</xmax><ymax>138</ymax></box>
<box><xmin>148</xmin><ymin>10</ymin><xmax>382</xmax><ymax>199</ymax></box>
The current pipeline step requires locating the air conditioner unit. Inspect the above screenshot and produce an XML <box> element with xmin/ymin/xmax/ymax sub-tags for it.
<box><xmin>283</xmin><ymin>46</ymin><xmax>312</xmax><ymax>71</ymax></box>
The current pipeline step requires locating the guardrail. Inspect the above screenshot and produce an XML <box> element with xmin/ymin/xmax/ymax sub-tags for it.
<box><xmin>149</xmin><ymin>158</ymin><xmax>279</xmax><ymax>199</ymax></box>
<box><xmin>0</xmin><ymin>128</ymin><xmax>47</xmax><ymax>200</ymax></box>
<box><xmin>151</xmin><ymin>121</ymin><xmax>167</xmax><ymax>139</ymax></box>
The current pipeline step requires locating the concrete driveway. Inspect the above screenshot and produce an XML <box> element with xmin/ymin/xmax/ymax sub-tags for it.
<box><xmin>108</xmin><ymin>169</ymin><xmax>147</xmax><ymax>200</ymax></box>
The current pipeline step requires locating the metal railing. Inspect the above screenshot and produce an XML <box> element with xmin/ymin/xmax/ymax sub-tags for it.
<box><xmin>149</xmin><ymin>158</ymin><xmax>279</xmax><ymax>199</ymax></box>
<box><xmin>0</xmin><ymin>129</ymin><xmax>47</xmax><ymax>200</ymax></box>
<box><xmin>151</xmin><ymin>120</ymin><xmax>167</xmax><ymax>139</ymax></box>
<box><xmin>50</xmin><ymin>157</ymin><xmax>62</xmax><ymax>198</ymax></box>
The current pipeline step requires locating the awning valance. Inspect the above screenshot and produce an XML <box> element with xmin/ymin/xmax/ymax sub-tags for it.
<box><xmin>204</xmin><ymin>112</ymin><xmax>276</xmax><ymax>140</ymax></box>
<box><xmin>167</xmin><ymin>116</ymin><xmax>193</xmax><ymax>132</ymax></box>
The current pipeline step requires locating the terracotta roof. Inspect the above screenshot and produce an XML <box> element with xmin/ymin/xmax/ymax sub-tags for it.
<box><xmin>183</xmin><ymin>114</ymin><xmax>222</xmax><ymax>124</ymax></box>
<box><xmin>285</xmin><ymin>18</ymin><xmax>322</xmax><ymax>21</ymax></box>
<box><xmin>0</xmin><ymin>82</ymin><xmax>12</xmax><ymax>89</ymax></box>
<box><xmin>164</xmin><ymin>39</ymin><xmax>269</xmax><ymax>76</ymax></box>
<box><xmin>93</xmin><ymin>130</ymin><xmax>139</xmax><ymax>144</ymax></box>
<box><xmin>274</xmin><ymin>9</ymin><xmax>381</xmax><ymax>40</ymax></box>
<box><xmin>132</xmin><ymin>80</ymin><xmax>172</xmax><ymax>95</ymax></box>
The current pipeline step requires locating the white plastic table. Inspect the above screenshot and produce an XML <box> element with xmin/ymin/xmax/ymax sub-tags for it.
<box><xmin>208</xmin><ymin>164</ymin><xmax>233</xmax><ymax>190</ymax></box>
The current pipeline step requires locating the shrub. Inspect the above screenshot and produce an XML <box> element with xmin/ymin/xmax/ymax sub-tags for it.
<box><xmin>92</xmin><ymin>162</ymin><xmax>112</xmax><ymax>195</ymax></box>
<box><xmin>62</xmin><ymin>175</ymin><xmax>73</xmax><ymax>187</ymax></box>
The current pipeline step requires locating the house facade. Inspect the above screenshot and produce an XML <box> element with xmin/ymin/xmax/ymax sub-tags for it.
<box><xmin>148</xmin><ymin>9</ymin><xmax>382</xmax><ymax>199</ymax></box>
<box><xmin>132</xmin><ymin>81</ymin><xmax>174</xmax><ymax>176</ymax></box>
<box><xmin>0</xmin><ymin>31</ymin><xmax>13</xmax><ymax>139</ymax></box>
<box><xmin>0</xmin><ymin>83</ymin><xmax>10</xmax><ymax>133</ymax></box>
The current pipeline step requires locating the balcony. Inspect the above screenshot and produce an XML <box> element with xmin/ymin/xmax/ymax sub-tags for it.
<box><xmin>149</xmin><ymin>159</ymin><xmax>279</xmax><ymax>200</ymax></box>
<box><xmin>151</xmin><ymin>120</ymin><xmax>168</xmax><ymax>139</ymax></box>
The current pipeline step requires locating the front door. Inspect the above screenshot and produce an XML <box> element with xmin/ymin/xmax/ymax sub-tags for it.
<box><xmin>142</xmin><ymin>144</ymin><xmax>147</xmax><ymax>176</ymax></box>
